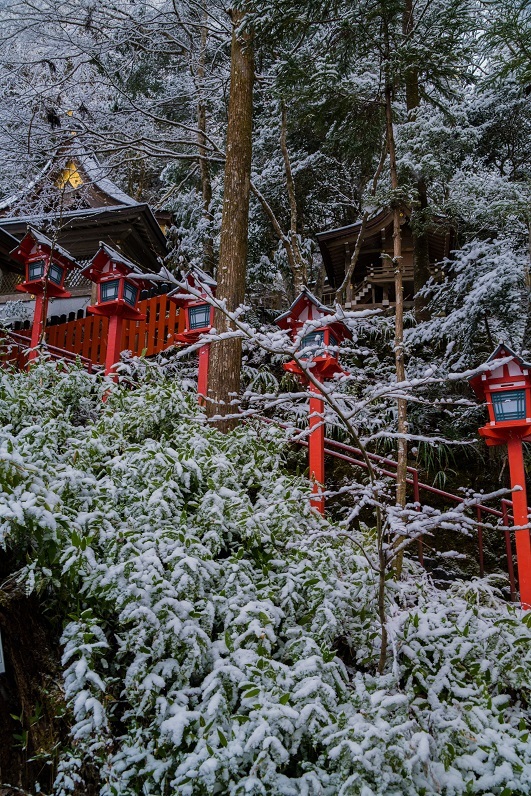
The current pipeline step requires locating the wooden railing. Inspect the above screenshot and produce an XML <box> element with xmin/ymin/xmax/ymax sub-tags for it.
<box><xmin>0</xmin><ymin>330</ymin><xmax>97</xmax><ymax>372</ymax></box>
<box><xmin>260</xmin><ymin>417</ymin><xmax>522</xmax><ymax>600</ymax></box>
<box><xmin>16</xmin><ymin>294</ymin><xmax>180</xmax><ymax>366</ymax></box>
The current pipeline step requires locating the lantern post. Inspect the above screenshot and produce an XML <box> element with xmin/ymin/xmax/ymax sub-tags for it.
<box><xmin>10</xmin><ymin>227</ymin><xmax>77</xmax><ymax>361</ymax></box>
<box><xmin>168</xmin><ymin>267</ymin><xmax>217</xmax><ymax>405</ymax></box>
<box><xmin>469</xmin><ymin>344</ymin><xmax>531</xmax><ymax>608</ymax></box>
<box><xmin>276</xmin><ymin>287</ymin><xmax>351</xmax><ymax>514</ymax></box>
<box><xmin>82</xmin><ymin>243</ymin><xmax>153</xmax><ymax>377</ymax></box>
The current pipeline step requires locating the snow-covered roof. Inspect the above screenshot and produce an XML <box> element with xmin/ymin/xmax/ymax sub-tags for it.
<box><xmin>11</xmin><ymin>226</ymin><xmax>79</xmax><ymax>267</ymax></box>
<box><xmin>275</xmin><ymin>286</ymin><xmax>332</xmax><ymax>325</ymax></box>
<box><xmin>487</xmin><ymin>342</ymin><xmax>531</xmax><ymax>369</ymax></box>
<box><xmin>27</xmin><ymin>226</ymin><xmax>78</xmax><ymax>264</ymax></box>
<box><xmin>96</xmin><ymin>241</ymin><xmax>144</xmax><ymax>274</ymax></box>
<box><xmin>188</xmin><ymin>264</ymin><xmax>217</xmax><ymax>288</ymax></box>
<box><xmin>0</xmin><ymin>141</ymin><xmax>138</xmax><ymax>212</ymax></box>
<box><xmin>72</xmin><ymin>143</ymin><xmax>137</xmax><ymax>207</ymax></box>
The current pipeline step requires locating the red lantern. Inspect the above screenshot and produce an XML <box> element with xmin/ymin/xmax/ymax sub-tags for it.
<box><xmin>469</xmin><ymin>344</ymin><xmax>531</xmax><ymax>608</ymax></box>
<box><xmin>10</xmin><ymin>227</ymin><xmax>78</xmax><ymax>361</ymax></box>
<box><xmin>169</xmin><ymin>267</ymin><xmax>217</xmax><ymax>403</ymax></box>
<box><xmin>82</xmin><ymin>243</ymin><xmax>153</xmax><ymax>376</ymax></box>
<box><xmin>276</xmin><ymin>288</ymin><xmax>351</xmax><ymax>513</ymax></box>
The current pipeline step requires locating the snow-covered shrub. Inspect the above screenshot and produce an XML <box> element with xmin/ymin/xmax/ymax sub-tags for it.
<box><xmin>0</xmin><ymin>360</ymin><xmax>530</xmax><ymax>795</ymax></box>
<box><xmin>409</xmin><ymin>237</ymin><xmax>527</xmax><ymax>369</ymax></box>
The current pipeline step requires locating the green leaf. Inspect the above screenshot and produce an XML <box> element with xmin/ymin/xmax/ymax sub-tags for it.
<box><xmin>217</xmin><ymin>729</ymin><xmax>228</xmax><ymax>748</ymax></box>
<box><xmin>279</xmin><ymin>693</ymin><xmax>291</xmax><ymax>705</ymax></box>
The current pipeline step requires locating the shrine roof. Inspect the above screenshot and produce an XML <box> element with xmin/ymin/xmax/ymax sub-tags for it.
<box><xmin>0</xmin><ymin>141</ymin><xmax>137</xmax><ymax>213</ymax></box>
<box><xmin>0</xmin><ymin>203</ymin><xmax>166</xmax><ymax>273</ymax></box>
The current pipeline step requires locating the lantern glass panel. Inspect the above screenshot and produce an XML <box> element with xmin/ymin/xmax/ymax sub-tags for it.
<box><xmin>189</xmin><ymin>303</ymin><xmax>210</xmax><ymax>330</ymax></box>
<box><xmin>329</xmin><ymin>333</ymin><xmax>338</xmax><ymax>349</ymax></box>
<box><xmin>123</xmin><ymin>281</ymin><xmax>138</xmax><ymax>307</ymax></box>
<box><xmin>101</xmin><ymin>279</ymin><xmax>120</xmax><ymax>303</ymax></box>
<box><xmin>48</xmin><ymin>262</ymin><xmax>63</xmax><ymax>285</ymax></box>
<box><xmin>299</xmin><ymin>331</ymin><xmax>325</xmax><ymax>358</ymax></box>
<box><xmin>492</xmin><ymin>389</ymin><xmax>527</xmax><ymax>422</ymax></box>
<box><xmin>28</xmin><ymin>259</ymin><xmax>45</xmax><ymax>281</ymax></box>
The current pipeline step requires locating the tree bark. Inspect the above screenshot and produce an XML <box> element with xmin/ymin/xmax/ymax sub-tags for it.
<box><xmin>403</xmin><ymin>0</ymin><xmax>431</xmax><ymax>321</ymax></box>
<box><xmin>197</xmin><ymin>12</ymin><xmax>215</xmax><ymax>274</ymax></box>
<box><xmin>385</xmin><ymin>76</ymin><xmax>408</xmax><ymax>576</ymax></box>
<box><xmin>280</xmin><ymin>101</ymin><xmax>307</xmax><ymax>294</ymax></box>
<box><xmin>205</xmin><ymin>9</ymin><xmax>254</xmax><ymax>431</ymax></box>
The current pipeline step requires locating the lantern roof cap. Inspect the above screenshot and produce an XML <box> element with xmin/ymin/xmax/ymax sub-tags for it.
<box><xmin>9</xmin><ymin>225</ymin><xmax>79</xmax><ymax>268</ymax></box>
<box><xmin>485</xmin><ymin>342</ymin><xmax>531</xmax><ymax>368</ymax></box>
<box><xmin>187</xmin><ymin>264</ymin><xmax>217</xmax><ymax>289</ymax></box>
<box><xmin>167</xmin><ymin>265</ymin><xmax>217</xmax><ymax>301</ymax></box>
<box><xmin>82</xmin><ymin>241</ymin><xmax>146</xmax><ymax>281</ymax></box>
<box><xmin>275</xmin><ymin>286</ymin><xmax>332</xmax><ymax>328</ymax></box>
<box><xmin>469</xmin><ymin>343</ymin><xmax>531</xmax><ymax>400</ymax></box>
<box><xmin>276</xmin><ymin>287</ymin><xmax>352</xmax><ymax>341</ymax></box>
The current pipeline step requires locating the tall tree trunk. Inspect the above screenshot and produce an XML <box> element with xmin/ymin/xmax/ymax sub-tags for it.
<box><xmin>385</xmin><ymin>77</ymin><xmax>408</xmax><ymax>573</ymax></box>
<box><xmin>403</xmin><ymin>0</ymin><xmax>431</xmax><ymax>321</ymax></box>
<box><xmin>205</xmin><ymin>9</ymin><xmax>254</xmax><ymax>430</ymax></box>
<box><xmin>280</xmin><ymin>101</ymin><xmax>307</xmax><ymax>294</ymax></box>
<box><xmin>197</xmin><ymin>11</ymin><xmax>215</xmax><ymax>274</ymax></box>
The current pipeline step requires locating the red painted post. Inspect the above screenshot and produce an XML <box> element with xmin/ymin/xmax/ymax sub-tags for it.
<box><xmin>476</xmin><ymin>504</ymin><xmax>485</xmax><ymax>578</ymax></box>
<box><xmin>502</xmin><ymin>499</ymin><xmax>517</xmax><ymax>602</ymax></box>
<box><xmin>105</xmin><ymin>314</ymin><xmax>124</xmax><ymax>378</ymax></box>
<box><xmin>197</xmin><ymin>344</ymin><xmax>210</xmax><ymax>405</ymax></box>
<box><xmin>28</xmin><ymin>294</ymin><xmax>47</xmax><ymax>362</ymax></box>
<box><xmin>309</xmin><ymin>380</ymin><xmax>325</xmax><ymax>514</ymax></box>
<box><xmin>507</xmin><ymin>436</ymin><xmax>531</xmax><ymax>608</ymax></box>
<box><xmin>412</xmin><ymin>469</ymin><xmax>424</xmax><ymax>566</ymax></box>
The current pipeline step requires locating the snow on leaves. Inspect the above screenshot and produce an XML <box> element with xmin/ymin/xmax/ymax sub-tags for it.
<box><xmin>0</xmin><ymin>361</ymin><xmax>529</xmax><ymax>794</ymax></box>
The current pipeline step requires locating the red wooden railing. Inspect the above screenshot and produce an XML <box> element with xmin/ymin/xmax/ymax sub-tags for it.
<box><xmin>1</xmin><ymin>330</ymin><xmax>97</xmax><ymax>372</ymax></box>
<box><xmin>0</xmin><ymin>302</ymin><xmax>524</xmax><ymax>600</ymax></box>
<box><xmin>267</xmin><ymin>421</ymin><xmax>522</xmax><ymax>600</ymax></box>
<box><xmin>14</xmin><ymin>294</ymin><xmax>179</xmax><ymax>366</ymax></box>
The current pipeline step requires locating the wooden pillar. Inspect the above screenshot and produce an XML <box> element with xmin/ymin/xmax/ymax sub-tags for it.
<box><xmin>105</xmin><ymin>314</ymin><xmax>124</xmax><ymax>378</ymax></box>
<box><xmin>507</xmin><ymin>436</ymin><xmax>531</xmax><ymax>608</ymax></box>
<box><xmin>28</xmin><ymin>295</ymin><xmax>47</xmax><ymax>362</ymax></box>
<box><xmin>197</xmin><ymin>343</ymin><xmax>210</xmax><ymax>406</ymax></box>
<box><xmin>309</xmin><ymin>380</ymin><xmax>325</xmax><ymax>514</ymax></box>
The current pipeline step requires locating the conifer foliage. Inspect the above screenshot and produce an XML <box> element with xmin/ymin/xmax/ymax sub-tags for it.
<box><xmin>0</xmin><ymin>360</ymin><xmax>530</xmax><ymax>795</ymax></box>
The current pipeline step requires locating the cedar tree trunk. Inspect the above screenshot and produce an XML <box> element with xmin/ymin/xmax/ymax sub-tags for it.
<box><xmin>205</xmin><ymin>10</ymin><xmax>254</xmax><ymax>430</ymax></box>
<box><xmin>385</xmin><ymin>78</ymin><xmax>408</xmax><ymax>564</ymax></box>
<box><xmin>403</xmin><ymin>0</ymin><xmax>431</xmax><ymax>321</ymax></box>
<box><xmin>197</xmin><ymin>12</ymin><xmax>215</xmax><ymax>274</ymax></box>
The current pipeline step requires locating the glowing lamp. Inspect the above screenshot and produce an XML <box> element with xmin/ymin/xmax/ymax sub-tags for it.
<box><xmin>9</xmin><ymin>227</ymin><xmax>79</xmax><ymax>360</ymax></box>
<box><xmin>469</xmin><ymin>344</ymin><xmax>531</xmax><ymax>609</ymax></box>
<box><xmin>168</xmin><ymin>266</ymin><xmax>217</xmax><ymax>345</ymax></box>
<box><xmin>82</xmin><ymin>243</ymin><xmax>153</xmax><ymax>376</ymax></box>
<box><xmin>168</xmin><ymin>267</ymin><xmax>217</xmax><ymax>404</ymax></box>
<box><xmin>275</xmin><ymin>287</ymin><xmax>351</xmax><ymax>381</ymax></box>
<box><xmin>82</xmin><ymin>243</ymin><xmax>151</xmax><ymax>321</ymax></box>
<box><xmin>10</xmin><ymin>227</ymin><xmax>76</xmax><ymax>299</ymax></box>
<box><xmin>275</xmin><ymin>287</ymin><xmax>352</xmax><ymax>515</ymax></box>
